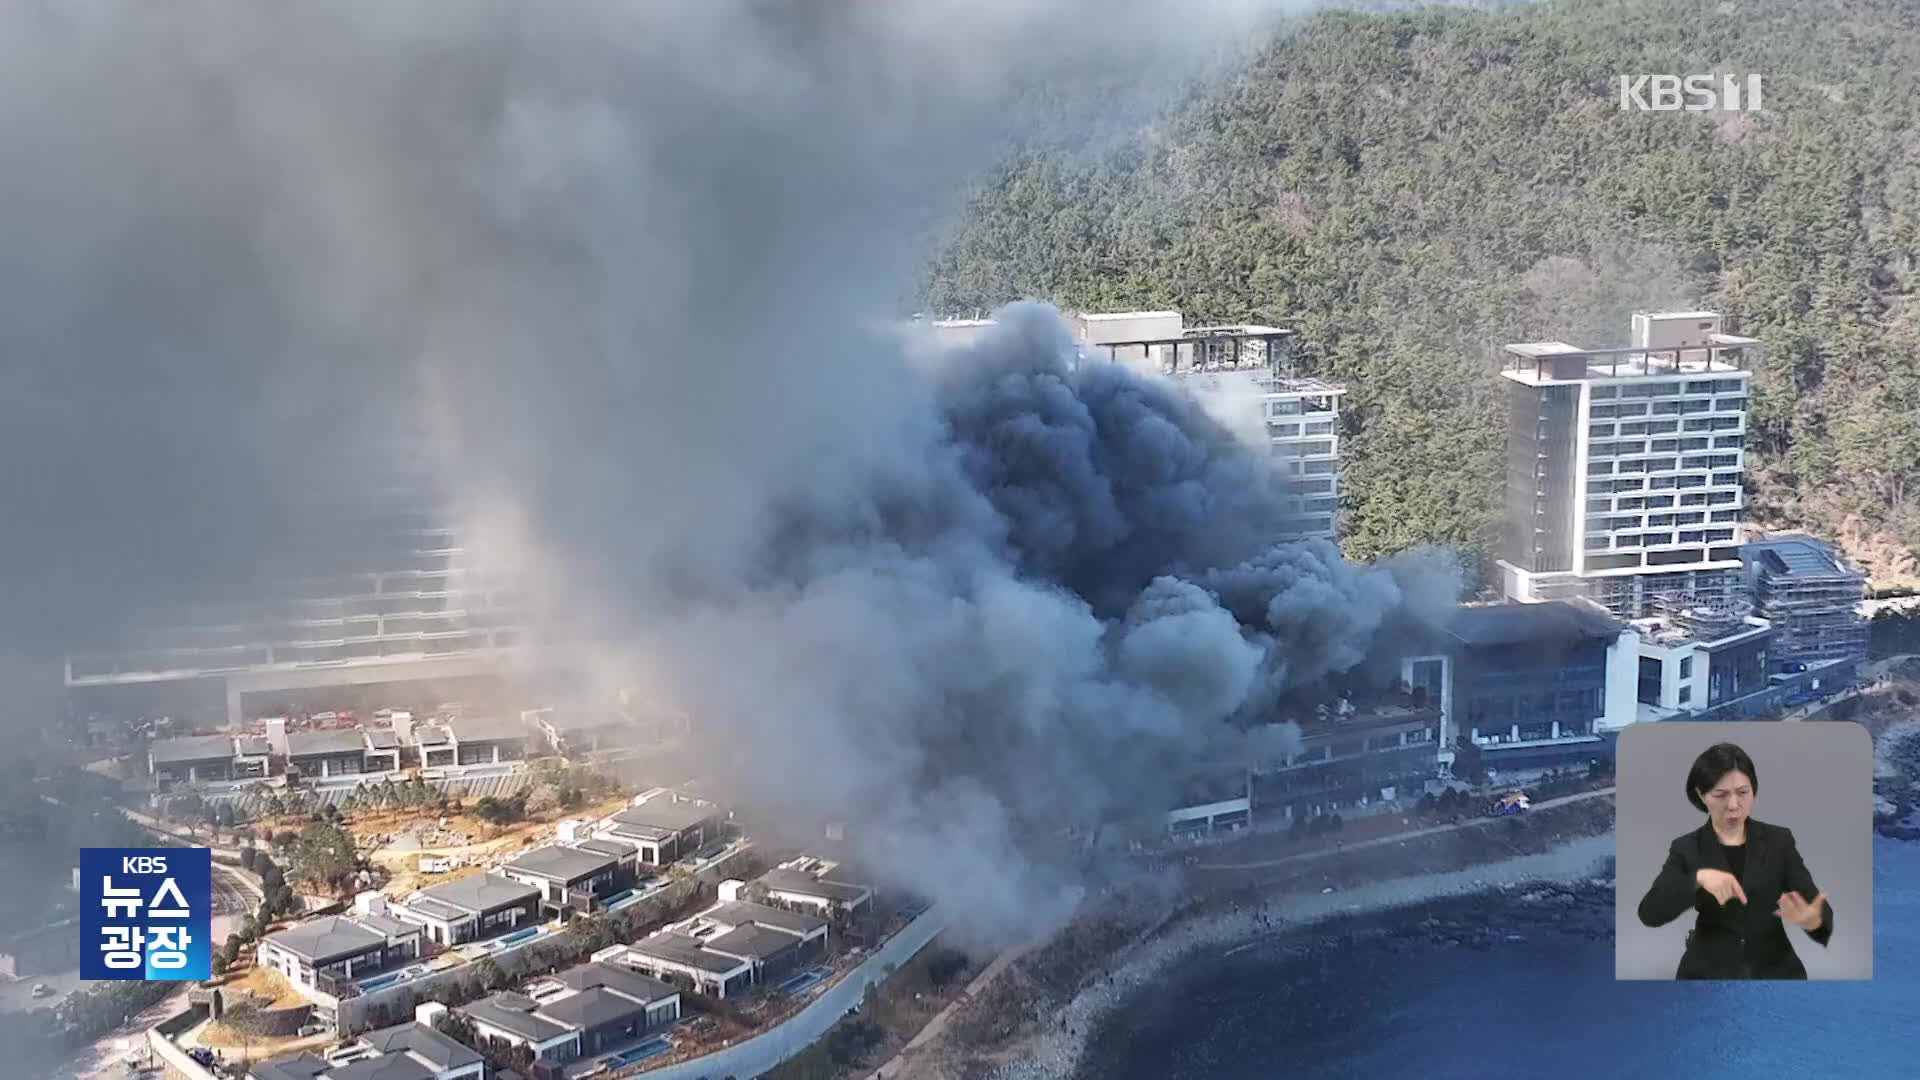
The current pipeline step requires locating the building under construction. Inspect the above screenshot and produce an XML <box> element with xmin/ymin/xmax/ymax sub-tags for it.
<box><xmin>1742</xmin><ymin>535</ymin><xmax>1870</xmax><ymax>671</ymax></box>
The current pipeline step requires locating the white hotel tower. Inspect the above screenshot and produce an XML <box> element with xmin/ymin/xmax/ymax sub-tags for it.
<box><xmin>1496</xmin><ymin>311</ymin><xmax>1757</xmax><ymax>619</ymax></box>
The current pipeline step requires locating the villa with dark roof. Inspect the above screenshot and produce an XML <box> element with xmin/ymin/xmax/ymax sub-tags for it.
<box><xmin>257</xmin><ymin>914</ymin><xmax>423</xmax><ymax>998</ymax></box>
<box><xmin>597</xmin><ymin>797</ymin><xmax>721</xmax><ymax>867</ymax></box>
<box><xmin>250</xmin><ymin>1017</ymin><xmax>482</xmax><ymax>1080</ymax></box>
<box><xmin>391</xmin><ymin>872</ymin><xmax>542</xmax><ymax>947</ymax></box>
<box><xmin>500</xmin><ymin>844</ymin><xmax>632</xmax><ymax>917</ymax></box>
<box><xmin>459</xmin><ymin>963</ymin><xmax>678</xmax><ymax>1067</ymax></box>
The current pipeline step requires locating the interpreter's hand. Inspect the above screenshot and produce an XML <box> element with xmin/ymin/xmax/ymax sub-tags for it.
<box><xmin>1776</xmin><ymin>890</ymin><xmax>1827</xmax><ymax>932</ymax></box>
<box><xmin>1695</xmin><ymin>867</ymin><xmax>1748</xmax><ymax>906</ymax></box>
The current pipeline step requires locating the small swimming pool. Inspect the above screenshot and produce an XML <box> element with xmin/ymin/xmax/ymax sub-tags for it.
<box><xmin>605</xmin><ymin>1036</ymin><xmax>671</xmax><ymax>1066</ymax></box>
<box><xmin>778</xmin><ymin>968</ymin><xmax>828</xmax><ymax>995</ymax></box>
<box><xmin>497</xmin><ymin>926</ymin><xmax>541</xmax><ymax>946</ymax></box>
<box><xmin>357</xmin><ymin>971</ymin><xmax>404</xmax><ymax>992</ymax></box>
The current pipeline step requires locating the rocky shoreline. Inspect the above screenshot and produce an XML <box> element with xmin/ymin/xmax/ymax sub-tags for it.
<box><xmin>987</xmin><ymin>832</ymin><xmax>1617</xmax><ymax>1080</ymax></box>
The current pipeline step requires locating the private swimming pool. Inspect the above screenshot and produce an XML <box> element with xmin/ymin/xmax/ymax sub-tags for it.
<box><xmin>605</xmin><ymin>1036</ymin><xmax>672</xmax><ymax>1067</ymax></box>
<box><xmin>497</xmin><ymin>926</ymin><xmax>541</xmax><ymax>947</ymax></box>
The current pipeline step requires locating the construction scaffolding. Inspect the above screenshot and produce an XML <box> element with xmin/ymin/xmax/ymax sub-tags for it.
<box><xmin>1745</xmin><ymin>538</ymin><xmax>1870</xmax><ymax>668</ymax></box>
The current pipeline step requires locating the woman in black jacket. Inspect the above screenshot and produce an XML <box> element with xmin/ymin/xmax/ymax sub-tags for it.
<box><xmin>1636</xmin><ymin>742</ymin><xmax>1833</xmax><ymax>979</ymax></box>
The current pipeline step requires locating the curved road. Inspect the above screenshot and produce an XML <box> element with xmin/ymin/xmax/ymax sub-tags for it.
<box><xmin>1191</xmin><ymin>785</ymin><xmax>1616</xmax><ymax>872</ymax></box>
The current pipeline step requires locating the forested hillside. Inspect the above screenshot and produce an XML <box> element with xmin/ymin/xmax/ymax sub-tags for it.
<box><xmin>922</xmin><ymin>0</ymin><xmax>1920</xmax><ymax>586</ymax></box>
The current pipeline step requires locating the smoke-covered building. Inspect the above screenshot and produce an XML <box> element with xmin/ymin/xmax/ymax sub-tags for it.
<box><xmin>915</xmin><ymin>309</ymin><xmax>1347</xmax><ymax>542</ymax></box>
<box><xmin>1248</xmin><ymin>698</ymin><xmax>1445</xmax><ymax>821</ymax></box>
<box><xmin>65</xmin><ymin>487</ymin><xmax>529</xmax><ymax>729</ymax></box>
<box><xmin>1496</xmin><ymin>312</ymin><xmax>1755</xmax><ymax>618</ymax></box>
<box><xmin>1400</xmin><ymin>600</ymin><xmax>1640</xmax><ymax>778</ymax></box>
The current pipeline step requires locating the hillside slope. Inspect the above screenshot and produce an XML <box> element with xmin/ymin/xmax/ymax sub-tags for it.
<box><xmin>923</xmin><ymin>0</ymin><xmax>1920</xmax><ymax>585</ymax></box>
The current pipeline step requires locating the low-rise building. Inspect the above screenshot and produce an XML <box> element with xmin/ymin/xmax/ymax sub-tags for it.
<box><xmin>286</xmin><ymin>730</ymin><xmax>374</xmax><ymax>780</ymax></box>
<box><xmin>233</xmin><ymin>735</ymin><xmax>274</xmax><ymax>778</ymax></box>
<box><xmin>449</xmin><ymin>714</ymin><xmax>532</xmax><ymax>765</ymax></box>
<box><xmin>1248</xmin><ymin>699</ymin><xmax>1445</xmax><ymax>820</ymax></box>
<box><xmin>671</xmin><ymin>891</ymin><xmax>831</xmax><ymax>974</ymax></box>
<box><xmin>391</xmin><ymin>872</ymin><xmax>542</xmax><ymax>947</ymax></box>
<box><xmin>1632</xmin><ymin>597</ymin><xmax>1773</xmax><ymax>719</ymax></box>
<box><xmin>147</xmin><ymin>734</ymin><xmax>242</xmax><ymax>786</ymax></box>
<box><xmin>501</xmin><ymin>844</ymin><xmax>630</xmax><ymax>918</ymax></box>
<box><xmin>610</xmin><ymin>934</ymin><xmax>756</xmax><ymax>999</ymax></box>
<box><xmin>459</xmin><ymin>964</ymin><xmax>679</xmax><ymax>1068</ymax></box>
<box><xmin>526</xmin><ymin>707</ymin><xmax>637</xmax><ymax>755</ymax></box>
<box><xmin>258</xmin><ymin>913</ymin><xmax>424</xmax><ymax>998</ymax></box>
<box><xmin>755</xmin><ymin>860</ymin><xmax>873</xmax><ymax>918</ymax></box>
<box><xmin>596</xmin><ymin>796</ymin><xmax>721</xmax><ymax>867</ymax></box>
<box><xmin>251</xmin><ymin>1016</ymin><xmax>484</xmax><ymax>1080</ymax></box>
<box><xmin>362</xmin><ymin>729</ymin><xmax>403</xmax><ymax>773</ymax></box>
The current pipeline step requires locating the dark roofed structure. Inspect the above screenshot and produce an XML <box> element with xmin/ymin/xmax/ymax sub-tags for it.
<box><xmin>360</xmin><ymin>1020</ymin><xmax>484</xmax><ymax>1072</ymax></box>
<box><xmin>148</xmin><ymin>734</ymin><xmax>235</xmax><ymax>764</ymax></box>
<box><xmin>757</xmin><ymin>868</ymin><xmax>871</xmax><ymax>905</ymax></box>
<box><xmin>250</xmin><ymin>1053</ymin><xmax>333</xmax><ymax>1080</ymax></box>
<box><xmin>610</xmin><ymin>799</ymin><xmax>717</xmax><ymax>833</ymax></box>
<box><xmin>503</xmin><ymin>845</ymin><xmax>618</xmax><ymax>884</ymax></box>
<box><xmin>264</xmin><ymin>916</ymin><xmax>387</xmax><ymax>962</ymax></box>
<box><xmin>463</xmin><ymin>992</ymin><xmax>574</xmax><ymax>1043</ymax></box>
<box><xmin>235</xmin><ymin>734</ymin><xmax>273</xmax><ymax>756</ymax></box>
<box><xmin>555</xmin><ymin>961</ymin><xmax>678</xmax><ymax>1004</ymax></box>
<box><xmin>364</xmin><ymin>729</ymin><xmax>401</xmax><ymax>750</ymax></box>
<box><xmin>529</xmin><ymin>985</ymin><xmax>645</xmax><ymax>1032</ymax></box>
<box><xmin>704</xmin><ymin>923</ymin><xmax>802</xmax><ymax>962</ymax></box>
<box><xmin>1441</xmin><ymin>600</ymin><xmax>1624</xmax><ymax>649</ymax></box>
<box><xmin>286</xmin><ymin>730</ymin><xmax>370</xmax><ymax>757</ymax></box>
<box><xmin>406</xmin><ymin>872</ymin><xmax>540</xmax><ymax>917</ymax></box>
<box><xmin>451</xmin><ymin>714</ymin><xmax>532</xmax><ymax>743</ymax></box>
<box><xmin>323</xmin><ymin>1055</ymin><xmax>435</xmax><ymax>1080</ymax></box>
<box><xmin>710</xmin><ymin>900</ymin><xmax>828</xmax><ymax>937</ymax></box>
<box><xmin>629</xmin><ymin>933</ymin><xmax>751</xmax><ymax>974</ymax></box>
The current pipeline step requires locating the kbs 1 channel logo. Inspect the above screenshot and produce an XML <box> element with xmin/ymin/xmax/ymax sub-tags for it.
<box><xmin>80</xmin><ymin>848</ymin><xmax>212</xmax><ymax>981</ymax></box>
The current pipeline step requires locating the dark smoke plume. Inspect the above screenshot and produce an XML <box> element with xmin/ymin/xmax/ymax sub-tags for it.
<box><xmin>0</xmin><ymin>3</ymin><xmax>1460</xmax><ymax>1020</ymax></box>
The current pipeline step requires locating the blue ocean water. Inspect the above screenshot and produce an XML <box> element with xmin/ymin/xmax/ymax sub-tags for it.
<box><xmin>1085</xmin><ymin>837</ymin><xmax>1920</xmax><ymax>1079</ymax></box>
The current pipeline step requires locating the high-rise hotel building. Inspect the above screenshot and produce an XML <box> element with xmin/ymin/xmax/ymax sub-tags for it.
<box><xmin>1496</xmin><ymin>312</ymin><xmax>1756</xmax><ymax>619</ymax></box>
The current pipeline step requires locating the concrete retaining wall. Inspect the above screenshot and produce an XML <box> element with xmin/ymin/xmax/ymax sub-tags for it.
<box><xmin>633</xmin><ymin>905</ymin><xmax>947</xmax><ymax>1080</ymax></box>
<box><xmin>146</xmin><ymin>1020</ymin><xmax>219</xmax><ymax>1080</ymax></box>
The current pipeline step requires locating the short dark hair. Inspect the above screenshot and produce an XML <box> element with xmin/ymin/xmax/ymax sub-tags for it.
<box><xmin>1686</xmin><ymin>742</ymin><xmax>1758</xmax><ymax>812</ymax></box>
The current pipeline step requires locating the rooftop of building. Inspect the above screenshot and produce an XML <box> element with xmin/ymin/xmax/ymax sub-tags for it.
<box><xmin>148</xmin><ymin>734</ymin><xmax>236</xmax><ymax>764</ymax></box>
<box><xmin>287</xmin><ymin>730</ymin><xmax>371</xmax><ymax>758</ymax></box>
<box><xmin>449</xmin><ymin>714</ymin><xmax>532</xmax><ymax>743</ymax></box>
<box><xmin>263</xmin><ymin>915</ymin><xmax>391</xmax><ymax>962</ymax></box>
<box><xmin>1631</xmin><ymin>599</ymin><xmax>1771</xmax><ymax>649</ymax></box>
<box><xmin>609</xmin><ymin>798</ymin><xmax>719</xmax><ymax>834</ymax></box>
<box><xmin>529</xmin><ymin>985</ymin><xmax>648</xmax><ymax>1031</ymax></box>
<box><xmin>403</xmin><ymin>871</ymin><xmax>541</xmax><ymax>918</ymax></box>
<box><xmin>249</xmin><ymin>1051</ymin><xmax>334</xmax><ymax>1080</ymax></box>
<box><xmin>502</xmin><ymin>844</ymin><xmax>618</xmax><ymax>883</ymax></box>
<box><xmin>358</xmin><ymin>1020</ymin><xmax>484</xmax><ymax>1072</ymax></box>
<box><xmin>709</xmin><ymin>900</ymin><xmax>829</xmax><ymax>937</ymax></box>
<box><xmin>235</xmin><ymin>734</ymin><xmax>273</xmax><ymax>756</ymax></box>
<box><xmin>756</xmin><ymin>867</ymin><xmax>871</xmax><ymax>904</ymax></box>
<box><xmin>554</xmin><ymin>960</ymin><xmax>679</xmax><ymax>1005</ymax></box>
<box><xmin>629</xmin><ymin>933</ymin><xmax>754</xmax><ymax>975</ymax></box>
<box><xmin>462</xmin><ymin>992</ymin><xmax>575</xmax><ymax>1043</ymax></box>
<box><xmin>363</xmin><ymin>730</ymin><xmax>401</xmax><ymax>750</ymax></box>
<box><xmin>1442</xmin><ymin>599</ymin><xmax>1625</xmax><ymax>648</ymax></box>
<box><xmin>704</xmin><ymin>923</ymin><xmax>804</xmax><ymax>961</ymax></box>
<box><xmin>1744</xmin><ymin>535</ymin><xmax>1865</xmax><ymax>581</ymax></box>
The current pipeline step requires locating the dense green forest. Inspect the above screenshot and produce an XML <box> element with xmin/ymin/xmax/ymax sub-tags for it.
<box><xmin>922</xmin><ymin>0</ymin><xmax>1920</xmax><ymax>585</ymax></box>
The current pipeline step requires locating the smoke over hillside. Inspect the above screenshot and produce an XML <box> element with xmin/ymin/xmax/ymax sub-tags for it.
<box><xmin>0</xmin><ymin>0</ymin><xmax>1458</xmax><ymax>964</ymax></box>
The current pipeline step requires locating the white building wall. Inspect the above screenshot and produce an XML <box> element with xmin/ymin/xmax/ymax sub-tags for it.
<box><xmin>1601</xmin><ymin>630</ymin><xmax>1641</xmax><ymax>731</ymax></box>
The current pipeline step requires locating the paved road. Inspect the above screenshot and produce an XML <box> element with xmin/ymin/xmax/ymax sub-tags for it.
<box><xmin>1192</xmin><ymin>786</ymin><xmax>1616</xmax><ymax>872</ymax></box>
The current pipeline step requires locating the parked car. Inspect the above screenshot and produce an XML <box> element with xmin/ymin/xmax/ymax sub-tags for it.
<box><xmin>1488</xmin><ymin>792</ymin><xmax>1531</xmax><ymax>817</ymax></box>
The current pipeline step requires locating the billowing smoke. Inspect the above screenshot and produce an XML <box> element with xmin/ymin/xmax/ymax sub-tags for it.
<box><xmin>0</xmin><ymin>0</ymin><xmax>1465</xmax><ymax>991</ymax></box>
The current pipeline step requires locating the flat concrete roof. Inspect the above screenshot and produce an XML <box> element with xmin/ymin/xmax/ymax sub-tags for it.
<box><xmin>610</xmin><ymin>799</ymin><xmax>717</xmax><ymax>834</ymax></box>
<box><xmin>287</xmin><ymin>730</ymin><xmax>369</xmax><ymax>758</ymax></box>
